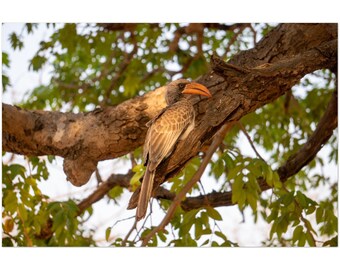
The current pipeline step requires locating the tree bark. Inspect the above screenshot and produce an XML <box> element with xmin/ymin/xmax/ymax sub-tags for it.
<box><xmin>2</xmin><ymin>23</ymin><xmax>337</xmax><ymax>187</ymax></box>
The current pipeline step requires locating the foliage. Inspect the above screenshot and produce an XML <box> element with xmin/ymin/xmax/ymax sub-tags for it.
<box><xmin>2</xmin><ymin>23</ymin><xmax>337</xmax><ymax>247</ymax></box>
<box><xmin>2</xmin><ymin>156</ymin><xmax>95</xmax><ymax>246</ymax></box>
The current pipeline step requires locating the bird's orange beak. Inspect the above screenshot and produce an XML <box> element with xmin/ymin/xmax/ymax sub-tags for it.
<box><xmin>182</xmin><ymin>82</ymin><xmax>212</xmax><ymax>98</ymax></box>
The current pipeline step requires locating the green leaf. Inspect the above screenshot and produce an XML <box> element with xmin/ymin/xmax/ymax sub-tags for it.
<box><xmin>180</xmin><ymin>219</ymin><xmax>194</xmax><ymax>235</ymax></box>
<box><xmin>237</xmin><ymin>192</ymin><xmax>246</xmax><ymax>210</ymax></box>
<box><xmin>194</xmin><ymin>221</ymin><xmax>203</xmax><ymax>240</ymax></box>
<box><xmin>231</xmin><ymin>175</ymin><xmax>244</xmax><ymax>204</ymax></box>
<box><xmin>52</xmin><ymin>210</ymin><xmax>66</xmax><ymax>231</ymax></box>
<box><xmin>269</xmin><ymin>221</ymin><xmax>277</xmax><ymax>240</ymax></box>
<box><xmin>2</xmin><ymin>52</ymin><xmax>10</xmax><ymax>67</ymax></box>
<box><xmin>200</xmin><ymin>239</ymin><xmax>210</xmax><ymax>246</ymax></box>
<box><xmin>141</xmin><ymin>227</ymin><xmax>158</xmax><ymax>247</ymax></box>
<box><xmin>47</xmin><ymin>155</ymin><xmax>55</xmax><ymax>163</ymax></box>
<box><xmin>267</xmin><ymin>209</ymin><xmax>278</xmax><ymax>223</ymax></box>
<box><xmin>9</xmin><ymin>32</ymin><xmax>24</xmax><ymax>50</ymax></box>
<box><xmin>228</xmin><ymin>165</ymin><xmax>242</xmax><ymax>180</ymax></box>
<box><xmin>105</xmin><ymin>227</ymin><xmax>111</xmax><ymax>241</ymax></box>
<box><xmin>59</xmin><ymin>24</ymin><xmax>78</xmax><ymax>52</ymax></box>
<box><xmin>249</xmin><ymin>159</ymin><xmax>262</xmax><ymax>177</ymax></box>
<box><xmin>206</xmin><ymin>207</ymin><xmax>222</xmax><ymax>221</ymax></box>
<box><xmin>292</xmin><ymin>225</ymin><xmax>303</xmax><ymax>243</ymax></box>
<box><xmin>305</xmin><ymin>231</ymin><xmax>316</xmax><ymax>247</ymax></box>
<box><xmin>182</xmin><ymin>233</ymin><xmax>198</xmax><ymax>247</ymax></box>
<box><xmin>211</xmin><ymin>241</ymin><xmax>219</xmax><ymax>247</ymax></box>
<box><xmin>29</xmin><ymin>55</ymin><xmax>47</xmax><ymax>71</ymax></box>
<box><xmin>211</xmin><ymin>158</ymin><xmax>224</xmax><ymax>179</ymax></box>
<box><xmin>130</xmin><ymin>164</ymin><xmax>145</xmax><ymax>190</ymax></box>
<box><xmin>200</xmin><ymin>211</ymin><xmax>209</xmax><ymax>227</ymax></box>
<box><xmin>7</xmin><ymin>164</ymin><xmax>26</xmax><ymax>178</ymax></box>
<box><xmin>108</xmin><ymin>186</ymin><xmax>124</xmax><ymax>199</ymax></box>
<box><xmin>303</xmin><ymin>218</ymin><xmax>317</xmax><ymax>236</ymax></box>
<box><xmin>246</xmin><ymin>191</ymin><xmax>258</xmax><ymax>212</ymax></box>
<box><xmin>281</xmin><ymin>191</ymin><xmax>294</xmax><ymax>206</ymax></box>
<box><xmin>2</xmin><ymin>74</ymin><xmax>10</xmax><ymax>91</ymax></box>
<box><xmin>2</xmin><ymin>238</ymin><xmax>14</xmax><ymax>247</ymax></box>
<box><xmin>157</xmin><ymin>229</ymin><xmax>168</xmax><ymax>242</ymax></box>
<box><xmin>215</xmin><ymin>231</ymin><xmax>227</xmax><ymax>241</ymax></box>
<box><xmin>180</xmin><ymin>209</ymin><xmax>198</xmax><ymax>236</ymax></box>
<box><xmin>222</xmin><ymin>152</ymin><xmax>235</xmax><ymax>170</ymax></box>
<box><xmin>315</xmin><ymin>207</ymin><xmax>324</xmax><ymax>224</ymax></box>
<box><xmin>296</xmin><ymin>191</ymin><xmax>307</xmax><ymax>208</ymax></box>
<box><xmin>4</xmin><ymin>190</ymin><xmax>18</xmax><ymax>213</ymax></box>
<box><xmin>26</xmin><ymin>23</ymin><xmax>38</xmax><ymax>34</ymax></box>
<box><xmin>183</xmin><ymin>209</ymin><xmax>198</xmax><ymax>224</ymax></box>
<box><xmin>272</xmin><ymin>172</ymin><xmax>282</xmax><ymax>188</ymax></box>
<box><xmin>18</xmin><ymin>204</ymin><xmax>28</xmax><ymax>221</ymax></box>
<box><xmin>297</xmin><ymin>232</ymin><xmax>306</xmax><ymax>246</ymax></box>
<box><xmin>305</xmin><ymin>205</ymin><xmax>316</xmax><ymax>215</ymax></box>
<box><xmin>20</xmin><ymin>188</ymin><xmax>34</xmax><ymax>208</ymax></box>
<box><xmin>265</xmin><ymin>165</ymin><xmax>273</xmax><ymax>187</ymax></box>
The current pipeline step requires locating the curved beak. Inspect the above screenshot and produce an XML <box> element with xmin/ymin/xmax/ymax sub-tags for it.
<box><xmin>182</xmin><ymin>82</ymin><xmax>212</xmax><ymax>98</ymax></box>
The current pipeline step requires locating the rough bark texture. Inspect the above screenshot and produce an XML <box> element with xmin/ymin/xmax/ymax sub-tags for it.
<box><xmin>3</xmin><ymin>88</ymin><xmax>167</xmax><ymax>186</ymax></box>
<box><xmin>2</xmin><ymin>23</ymin><xmax>337</xmax><ymax>188</ymax></box>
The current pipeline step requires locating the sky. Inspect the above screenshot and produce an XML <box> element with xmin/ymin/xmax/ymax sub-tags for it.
<box><xmin>1</xmin><ymin>1</ymin><xmax>339</xmax><ymax>268</ymax></box>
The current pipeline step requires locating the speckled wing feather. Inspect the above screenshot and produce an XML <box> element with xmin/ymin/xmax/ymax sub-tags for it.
<box><xmin>143</xmin><ymin>99</ymin><xmax>195</xmax><ymax>171</ymax></box>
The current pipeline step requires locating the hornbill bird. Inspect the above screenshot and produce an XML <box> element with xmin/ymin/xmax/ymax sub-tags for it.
<box><xmin>128</xmin><ymin>79</ymin><xmax>212</xmax><ymax>221</ymax></box>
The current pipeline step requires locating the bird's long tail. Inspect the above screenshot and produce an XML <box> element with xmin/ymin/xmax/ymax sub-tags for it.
<box><xmin>136</xmin><ymin>168</ymin><xmax>155</xmax><ymax>221</ymax></box>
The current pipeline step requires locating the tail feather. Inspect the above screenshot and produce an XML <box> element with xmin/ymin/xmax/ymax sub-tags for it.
<box><xmin>136</xmin><ymin>168</ymin><xmax>155</xmax><ymax>221</ymax></box>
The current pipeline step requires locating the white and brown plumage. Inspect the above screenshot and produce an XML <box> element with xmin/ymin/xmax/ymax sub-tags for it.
<box><xmin>131</xmin><ymin>79</ymin><xmax>212</xmax><ymax>221</ymax></box>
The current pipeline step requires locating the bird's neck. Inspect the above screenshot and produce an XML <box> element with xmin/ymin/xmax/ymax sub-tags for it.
<box><xmin>166</xmin><ymin>94</ymin><xmax>189</xmax><ymax>106</ymax></box>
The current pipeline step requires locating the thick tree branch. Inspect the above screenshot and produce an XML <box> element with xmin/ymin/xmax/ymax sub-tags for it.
<box><xmin>2</xmin><ymin>23</ymin><xmax>337</xmax><ymax>188</ymax></box>
<box><xmin>135</xmin><ymin>24</ymin><xmax>337</xmax><ymax>205</ymax></box>
<box><xmin>157</xmin><ymin>90</ymin><xmax>338</xmax><ymax>210</ymax></box>
<box><xmin>2</xmin><ymin>87</ymin><xmax>168</xmax><ymax>186</ymax></box>
<box><xmin>79</xmin><ymin>86</ymin><xmax>336</xmax><ymax>213</ymax></box>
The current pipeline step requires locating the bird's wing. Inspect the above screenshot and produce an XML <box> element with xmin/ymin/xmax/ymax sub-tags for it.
<box><xmin>143</xmin><ymin>107</ymin><xmax>168</xmax><ymax>164</ymax></box>
<box><xmin>144</xmin><ymin>100</ymin><xmax>194</xmax><ymax>171</ymax></box>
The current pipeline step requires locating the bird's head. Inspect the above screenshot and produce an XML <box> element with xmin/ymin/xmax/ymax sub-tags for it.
<box><xmin>165</xmin><ymin>79</ymin><xmax>212</xmax><ymax>105</ymax></box>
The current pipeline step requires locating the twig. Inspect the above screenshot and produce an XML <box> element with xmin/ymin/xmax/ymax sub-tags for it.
<box><xmin>95</xmin><ymin>168</ymin><xmax>103</xmax><ymax>185</ymax></box>
<box><xmin>121</xmin><ymin>219</ymin><xmax>138</xmax><ymax>246</ymax></box>
<box><xmin>77</xmin><ymin>171</ymin><xmax>132</xmax><ymax>214</ymax></box>
<box><xmin>129</xmin><ymin>152</ymin><xmax>137</xmax><ymax>168</ymax></box>
<box><xmin>141</xmin><ymin>122</ymin><xmax>235</xmax><ymax>246</ymax></box>
<box><xmin>236</xmin><ymin>121</ymin><xmax>265</xmax><ymax>161</ymax></box>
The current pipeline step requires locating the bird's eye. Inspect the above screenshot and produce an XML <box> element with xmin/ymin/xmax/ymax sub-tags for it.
<box><xmin>178</xmin><ymin>83</ymin><xmax>186</xmax><ymax>90</ymax></box>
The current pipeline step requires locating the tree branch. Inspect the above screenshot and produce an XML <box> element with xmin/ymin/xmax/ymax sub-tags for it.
<box><xmin>77</xmin><ymin>171</ymin><xmax>133</xmax><ymax>214</ymax></box>
<box><xmin>2</xmin><ymin>24</ymin><xmax>337</xmax><ymax>188</ymax></box>
<box><xmin>156</xmin><ymin>90</ymin><xmax>338</xmax><ymax>211</ymax></box>
<box><xmin>237</xmin><ymin>121</ymin><xmax>265</xmax><ymax>161</ymax></box>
